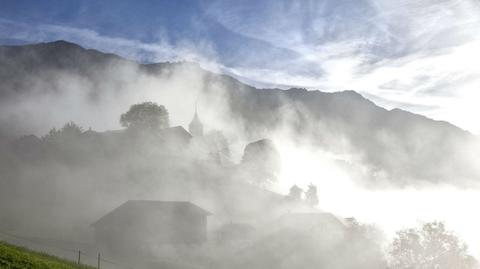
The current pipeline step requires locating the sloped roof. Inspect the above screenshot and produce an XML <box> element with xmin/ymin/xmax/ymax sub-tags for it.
<box><xmin>92</xmin><ymin>200</ymin><xmax>212</xmax><ymax>227</ymax></box>
<box><xmin>160</xmin><ymin>126</ymin><xmax>192</xmax><ymax>141</ymax></box>
<box><xmin>101</xmin><ymin>126</ymin><xmax>191</xmax><ymax>138</ymax></box>
<box><xmin>277</xmin><ymin>212</ymin><xmax>346</xmax><ymax>230</ymax></box>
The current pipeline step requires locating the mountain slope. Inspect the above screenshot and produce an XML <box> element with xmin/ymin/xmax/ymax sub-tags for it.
<box><xmin>0</xmin><ymin>0</ymin><xmax>300</xmax><ymax>70</ymax></box>
<box><xmin>0</xmin><ymin>41</ymin><xmax>478</xmax><ymax>185</ymax></box>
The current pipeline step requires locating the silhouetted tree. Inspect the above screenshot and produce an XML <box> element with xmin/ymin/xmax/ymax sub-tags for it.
<box><xmin>60</xmin><ymin>121</ymin><xmax>83</xmax><ymax>136</ymax></box>
<box><xmin>42</xmin><ymin>121</ymin><xmax>83</xmax><ymax>142</ymax></box>
<box><xmin>241</xmin><ymin>139</ymin><xmax>280</xmax><ymax>186</ymax></box>
<box><xmin>120</xmin><ymin>102</ymin><xmax>169</xmax><ymax>131</ymax></box>
<box><xmin>288</xmin><ymin>184</ymin><xmax>303</xmax><ymax>201</ymax></box>
<box><xmin>305</xmin><ymin>183</ymin><xmax>319</xmax><ymax>206</ymax></box>
<box><xmin>389</xmin><ymin>221</ymin><xmax>477</xmax><ymax>269</ymax></box>
<box><xmin>344</xmin><ymin>217</ymin><xmax>388</xmax><ymax>269</ymax></box>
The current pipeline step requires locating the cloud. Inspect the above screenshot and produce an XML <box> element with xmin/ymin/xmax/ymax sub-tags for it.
<box><xmin>2</xmin><ymin>0</ymin><xmax>480</xmax><ymax>133</ymax></box>
<box><xmin>205</xmin><ymin>0</ymin><xmax>480</xmax><ymax>133</ymax></box>
<box><xmin>0</xmin><ymin>18</ymin><xmax>217</xmax><ymax>65</ymax></box>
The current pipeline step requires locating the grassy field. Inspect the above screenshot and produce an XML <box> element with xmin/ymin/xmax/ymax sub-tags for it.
<box><xmin>0</xmin><ymin>241</ymin><xmax>94</xmax><ymax>269</ymax></box>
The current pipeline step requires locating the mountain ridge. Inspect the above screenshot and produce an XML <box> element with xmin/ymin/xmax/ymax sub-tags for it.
<box><xmin>0</xmin><ymin>39</ymin><xmax>469</xmax><ymax>136</ymax></box>
<box><xmin>0</xmin><ymin>40</ymin><xmax>478</xmax><ymax>185</ymax></box>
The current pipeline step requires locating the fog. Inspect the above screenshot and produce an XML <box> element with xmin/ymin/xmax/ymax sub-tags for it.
<box><xmin>274</xmin><ymin>139</ymin><xmax>480</xmax><ymax>256</ymax></box>
<box><xmin>0</xmin><ymin>42</ymin><xmax>479</xmax><ymax>268</ymax></box>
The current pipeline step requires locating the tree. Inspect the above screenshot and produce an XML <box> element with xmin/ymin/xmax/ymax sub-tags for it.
<box><xmin>241</xmin><ymin>139</ymin><xmax>280</xmax><ymax>186</ymax></box>
<box><xmin>389</xmin><ymin>221</ymin><xmax>477</xmax><ymax>269</ymax></box>
<box><xmin>287</xmin><ymin>184</ymin><xmax>303</xmax><ymax>201</ymax></box>
<box><xmin>305</xmin><ymin>183</ymin><xmax>319</xmax><ymax>206</ymax></box>
<box><xmin>343</xmin><ymin>218</ymin><xmax>388</xmax><ymax>269</ymax></box>
<box><xmin>42</xmin><ymin>121</ymin><xmax>83</xmax><ymax>142</ymax></box>
<box><xmin>120</xmin><ymin>102</ymin><xmax>169</xmax><ymax>131</ymax></box>
<box><xmin>60</xmin><ymin>121</ymin><xmax>83</xmax><ymax>136</ymax></box>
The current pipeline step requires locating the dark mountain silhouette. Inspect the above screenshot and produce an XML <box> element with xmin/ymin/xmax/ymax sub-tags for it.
<box><xmin>0</xmin><ymin>40</ymin><xmax>478</xmax><ymax>185</ymax></box>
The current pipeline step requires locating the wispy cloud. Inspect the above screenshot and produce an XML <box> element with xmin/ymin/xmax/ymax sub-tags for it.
<box><xmin>205</xmin><ymin>0</ymin><xmax>480</xmax><ymax>133</ymax></box>
<box><xmin>2</xmin><ymin>0</ymin><xmax>480</xmax><ymax>133</ymax></box>
<box><xmin>0</xmin><ymin>18</ymin><xmax>217</xmax><ymax>65</ymax></box>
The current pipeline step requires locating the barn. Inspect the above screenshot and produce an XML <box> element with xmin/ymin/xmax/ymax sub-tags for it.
<box><xmin>92</xmin><ymin>200</ymin><xmax>212</xmax><ymax>253</ymax></box>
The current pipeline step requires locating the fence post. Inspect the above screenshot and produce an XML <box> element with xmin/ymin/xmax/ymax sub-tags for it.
<box><xmin>77</xmin><ymin>250</ymin><xmax>81</xmax><ymax>264</ymax></box>
<box><xmin>97</xmin><ymin>252</ymin><xmax>101</xmax><ymax>269</ymax></box>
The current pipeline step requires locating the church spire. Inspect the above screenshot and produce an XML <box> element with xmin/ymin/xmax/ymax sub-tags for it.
<box><xmin>189</xmin><ymin>104</ymin><xmax>203</xmax><ymax>137</ymax></box>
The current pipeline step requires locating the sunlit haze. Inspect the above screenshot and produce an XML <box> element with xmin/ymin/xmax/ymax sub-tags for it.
<box><xmin>1</xmin><ymin>1</ymin><xmax>480</xmax><ymax>268</ymax></box>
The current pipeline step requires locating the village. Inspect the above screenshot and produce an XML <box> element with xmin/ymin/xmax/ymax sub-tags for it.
<box><xmin>85</xmin><ymin>104</ymin><xmax>352</xmax><ymax>268</ymax></box>
<box><xmin>1</xmin><ymin>101</ymin><xmax>376</xmax><ymax>269</ymax></box>
<box><xmin>1</xmin><ymin>34</ymin><xmax>478</xmax><ymax>268</ymax></box>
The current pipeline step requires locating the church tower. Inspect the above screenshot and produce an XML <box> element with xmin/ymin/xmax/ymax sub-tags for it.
<box><xmin>189</xmin><ymin>105</ymin><xmax>203</xmax><ymax>137</ymax></box>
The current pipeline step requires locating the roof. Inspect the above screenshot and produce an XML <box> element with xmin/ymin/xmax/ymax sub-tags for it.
<box><xmin>277</xmin><ymin>212</ymin><xmax>346</xmax><ymax>230</ymax></box>
<box><xmin>92</xmin><ymin>200</ymin><xmax>212</xmax><ymax>227</ymax></box>
<box><xmin>188</xmin><ymin>111</ymin><xmax>203</xmax><ymax>131</ymax></box>
<box><xmin>160</xmin><ymin>126</ymin><xmax>192</xmax><ymax>141</ymax></box>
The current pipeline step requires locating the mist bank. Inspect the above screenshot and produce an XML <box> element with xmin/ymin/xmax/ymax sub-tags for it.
<box><xmin>1</xmin><ymin>40</ymin><xmax>479</xmax><ymax>187</ymax></box>
<box><xmin>1</xmin><ymin>40</ymin><xmax>480</xmax><ymax>268</ymax></box>
<box><xmin>0</xmin><ymin>108</ymin><xmax>389</xmax><ymax>269</ymax></box>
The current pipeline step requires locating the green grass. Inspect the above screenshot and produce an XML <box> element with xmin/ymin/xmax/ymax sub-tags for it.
<box><xmin>0</xmin><ymin>241</ymin><xmax>94</xmax><ymax>269</ymax></box>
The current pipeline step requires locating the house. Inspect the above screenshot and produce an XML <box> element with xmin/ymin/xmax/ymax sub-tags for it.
<box><xmin>159</xmin><ymin>126</ymin><xmax>192</xmax><ymax>145</ymax></box>
<box><xmin>101</xmin><ymin>125</ymin><xmax>192</xmax><ymax>145</ymax></box>
<box><xmin>158</xmin><ymin>126</ymin><xmax>193</xmax><ymax>150</ymax></box>
<box><xmin>275</xmin><ymin>212</ymin><xmax>347</xmax><ymax>242</ymax></box>
<box><xmin>215</xmin><ymin>222</ymin><xmax>255</xmax><ymax>244</ymax></box>
<box><xmin>277</xmin><ymin>212</ymin><xmax>346</xmax><ymax>229</ymax></box>
<box><xmin>92</xmin><ymin>200</ymin><xmax>212</xmax><ymax>253</ymax></box>
<box><xmin>226</xmin><ymin>213</ymin><xmax>347</xmax><ymax>268</ymax></box>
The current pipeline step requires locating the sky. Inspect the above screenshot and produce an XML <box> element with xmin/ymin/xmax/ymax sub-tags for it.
<box><xmin>1</xmin><ymin>0</ymin><xmax>480</xmax><ymax>134</ymax></box>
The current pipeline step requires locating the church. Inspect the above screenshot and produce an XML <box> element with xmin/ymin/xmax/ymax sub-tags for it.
<box><xmin>186</xmin><ymin>107</ymin><xmax>231</xmax><ymax>165</ymax></box>
<box><xmin>188</xmin><ymin>106</ymin><xmax>204</xmax><ymax>137</ymax></box>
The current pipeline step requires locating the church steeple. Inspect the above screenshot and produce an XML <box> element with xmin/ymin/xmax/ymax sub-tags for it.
<box><xmin>189</xmin><ymin>104</ymin><xmax>203</xmax><ymax>137</ymax></box>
